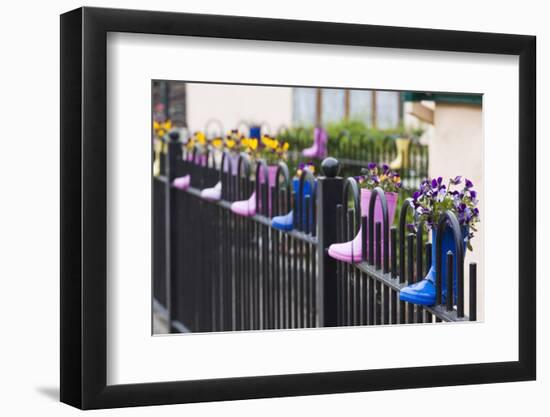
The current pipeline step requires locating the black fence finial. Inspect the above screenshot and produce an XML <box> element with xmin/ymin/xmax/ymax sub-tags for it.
<box><xmin>321</xmin><ymin>157</ymin><xmax>340</xmax><ymax>178</ymax></box>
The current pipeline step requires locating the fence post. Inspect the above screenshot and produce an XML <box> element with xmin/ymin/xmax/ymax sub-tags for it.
<box><xmin>165</xmin><ymin>130</ymin><xmax>181</xmax><ymax>332</ymax></box>
<box><xmin>317</xmin><ymin>157</ymin><xmax>343</xmax><ymax>327</ymax></box>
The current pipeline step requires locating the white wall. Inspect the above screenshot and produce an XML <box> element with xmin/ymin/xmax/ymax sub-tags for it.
<box><xmin>186</xmin><ymin>83</ymin><xmax>293</xmax><ymax>135</ymax></box>
<box><xmin>0</xmin><ymin>0</ymin><xmax>545</xmax><ymax>416</ymax></box>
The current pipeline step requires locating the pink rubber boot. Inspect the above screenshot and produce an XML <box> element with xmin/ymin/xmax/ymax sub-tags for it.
<box><xmin>200</xmin><ymin>181</ymin><xmax>222</xmax><ymax>201</ymax></box>
<box><xmin>223</xmin><ymin>153</ymin><xmax>240</xmax><ymax>175</ymax></box>
<box><xmin>302</xmin><ymin>127</ymin><xmax>328</xmax><ymax>159</ymax></box>
<box><xmin>231</xmin><ymin>191</ymin><xmax>257</xmax><ymax>216</ymax></box>
<box><xmin>172</xmin><ymin>175</ymin><xmax>191</xmax><ymax>190</ymax></box>
<box><xmin>316</xmin><ymin>127</ymin><xmax>328</xmax><ymax>159</ymax></box>
<box><xmin>230</xmin><ymin>165</ymin><xmax>278</xmax><ymax>217</ymax></box>
<box><xmin>328</xmin><ymin>189</ymin><xmax>398</xmax><ymax>263</ymax></box>
<box><xmin>261</xmin><ymin>165</ymin><xmax>279</xmax><ymax>216</ymax></box>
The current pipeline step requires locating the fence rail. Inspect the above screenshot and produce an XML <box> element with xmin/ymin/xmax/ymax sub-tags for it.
<box><xmin>153</xmin><ymin>133</ymin><xmax>476</xmax><ymax>333</ymax></box>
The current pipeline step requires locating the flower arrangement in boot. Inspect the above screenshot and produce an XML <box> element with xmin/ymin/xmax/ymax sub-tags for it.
<box><xmin>172</xmin><ymin>129</ymin><xmax>206</xmax><ymax>190</ymax></box>
<box><xmin>152</xmin><ymin>119</ymin><xmax>172</xmax><ymax>177</ymax></box>
<box><xmin>400</xmin><ymin>176</ymin><xmax>480</xmax><ymax>306</ymax></box>
<box><xmin>200</xmin><ymin>131</ymin><xmax>242</xmax><ymax>201</ymax></box>
<box><xmin>185</xmin><ymin>131</ymin><xmax>208</xmax><ymax>153</ymax></box>
<box><xmin>271</xmin><ymin>162</ymin><xmax>315</xmax><ymax>232</ymax></box>
<box><xmin>228</xmin><ymin>134</ymin><xmax>261</xmax><ymax>216</ymax></box>
<box><xmin>258</xmin><ymin>135</ymin><xmax>290</xmax><ymax>165</ymax></box>
<box><xmin>223</xmin><ymin>129</ymin><xmax>243</xmax><ymax>151</ymax></box>
<box><xmin>153</xmin><ymin>119</ymin><xmax>172</xmax><ymax>139</ymax></box>
<box><xmin>328</xmin><ymin>163</ymin><xmax>401</xmax><ymax>263</ymax></box>
<box><xmin>210</xmin><ymin>136</ymin><xmax>224</xmax><ymax>150</ymax></box>
<box><xmin>222</xmin><ymin>130</ymin><xmax>259</xmax><ymax>157</ymax></box>
<box><xmin>230</xmin><ymin>135</ymin><xmax>289</xmax><ymax>217</ymax></box>
<box><xmin>199</xmin><ymin>133</ymin><xmax>224</xmax><ymax>200</ymax></box>
<box><xmin>296</xmin><ymin>162</ymin><xmax>315</xmax><ymax>177</ymax></box>
<box><xmin>357</xmin><ymin>162</ymin><xmax>402</xmax><ymax>193</ymax></box>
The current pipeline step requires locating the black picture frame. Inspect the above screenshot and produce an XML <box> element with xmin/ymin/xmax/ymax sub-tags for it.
<box><xmin>60</xmin><ymin>6</ymin><xmax>536</xmax><ymax>410</ymax></box>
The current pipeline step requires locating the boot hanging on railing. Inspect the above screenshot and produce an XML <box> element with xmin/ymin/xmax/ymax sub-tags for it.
<box><xmin>230</xmin><ymin>162</ymin><xmax>278</xmax><ymax>217</ymax></box>
<box><xmin>200</xmin><ymin>180</ymin><xmax>222</xmax><ymax>200</ymax></box>
<box><xmin>231</xmin><ymin>134</ymin><xmax>289</xmax><ymax>217</ymax></box>
<box><xmin>271</xmin><ymin>163</ymin><xmax>315</xmax><ymax>231</ymax></box>
<box><xmin>152</xmin><ymin>137</ymin><xmax>163</xmax><ymax>177</ymax></box>
<box><xmin>328</xmin><ymin>163</ymin><xmax>400</xmax><ymax>263</ymax></box>
<box><xmin>172</xmin><ymin>175</ymin><xmax>190</xmax><ymax>190</ymax></box>
<box><xmin>172</xmin><ymin>136</ymin><xmax>192</xmax><ymax>190</ymax></box>
<box><xmin>171</xmin><ymin>131</ymin><xmax>207</xmax><ymax>190</ymax></box>
<box><xmin>152</xmin><ymin>119</ymin><xmax>173</xmax><ymax>177</ymax></box>
<box><xmin>199</xmin><ymin>130</ymin><xmax>246</xmax><ymax>200</ymax></box>
<box><xmin>389</xmin><ymin>137</ymin><xmax>411</xmax><ymax>170</ymax></box>
<box><xmin>200</xmin><ymin>149</ymin><xmax>238</xmax><ymax>201</ymax></box>
<box><xmin>163</xmin><ymin>130</ymin><xmax>190</xmax><ymax>190</ymax></box>
<box><xmin>302</xmin><ymin>126</ymin><xmax>328</xmax><ymax>159</ymax></box>
<box><xmin>400</xmin><ymin>176</ymin><xmax>480</xmax><ymax>306</ymax></box>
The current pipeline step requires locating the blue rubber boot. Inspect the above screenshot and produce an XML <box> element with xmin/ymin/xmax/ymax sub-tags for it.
<box><xmin>271</xmin><ymin>179</ymin><xmax>313</xmax><ymax>232</ymax></box>
<box><xmin>249</xmin><ymin>125</ymin><xmax>262</xmax><ymax>139</ymax></box>
<box><xmin>400</xmin><ymin>227</ymin><xmax>467</xmax><ymax>306</ymax></box>
<box><xmin>271</xmin><ymin>211</ymin><xmax>294</xmax><ymax>231</ymax></box>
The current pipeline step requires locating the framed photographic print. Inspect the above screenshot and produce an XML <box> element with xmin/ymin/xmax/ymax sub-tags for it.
<box><xmin>60</xmin><ymin>6</ymin><xmax>536</xmax><ymax>409</ymax></box>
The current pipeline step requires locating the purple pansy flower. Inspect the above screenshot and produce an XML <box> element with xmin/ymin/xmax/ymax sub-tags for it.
<box><xmin>358</xmin><ymin>162</ymin><xmax>401</xmax><ymax>193</ymax></box>
<box><xmin>410</xmin><ymin>175</ymin><xmax>480</xmax><ymax>251</ymax></box>
<box><xmin>450</xmin><ymin>175</ymin><xmax>462</xmax><ymax>185</ymax></box>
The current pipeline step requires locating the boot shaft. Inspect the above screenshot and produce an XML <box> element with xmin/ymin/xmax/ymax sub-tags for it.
<box><xmin>359</xmin><ymin>189</ymin><xmax>398</xmax><ymax>225</ymax></box>
<box><xmin>429</xmin><ymin>227</ymin><xmax>468</xmax><ymax>297</ymax></box>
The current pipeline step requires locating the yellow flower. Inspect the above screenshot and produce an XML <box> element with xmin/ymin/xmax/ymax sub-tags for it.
<box><xmin>261</xmin><ymin>136</ymin><xmax>278</xmax><ymax>150</ymax></box>
<box><xmin>185</xmin><ymin>138</ymin><xmax>196</xmax><ymax>149</ymax></box>
<box><xmin>153</xmin><ymin>120</ymin><xmax>173</xmax><ymax>138</ymax></box>
<box><xmin>246</xmin><ymin>138</ymin><xmax>258</xmax><ymax>151</ymax></box>
<box><xmin>226</xmin><ymin>139</ymin><xmax>236</xmax><ymax>149</ymax></box>
<box><xmin>195</xmin><ymin>131</ymin><xmax>206</xmax><ymax>145</ymax></box>
<box><xmin>282</xmin><ymin>142</ymin><xmax>290</xmax><ymax>151</ymax></box>
<box><xmin>212</xmin><ymin>138</ymin><xmax>223</xmax><ymax>148</ymax></box>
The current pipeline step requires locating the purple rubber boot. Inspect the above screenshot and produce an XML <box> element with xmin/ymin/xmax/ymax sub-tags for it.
<box><xmin>231</xmin><ymin>165</ymin><xmax>278</xmax><ymax>217</ymax></box>
<box><xmin>328</xmin><ymin>189</ymin><xmax>398</xmax><ymax>263</ymax></box>
<box><xmin>302</xmin><ymin>127</ymin><xmax>328</xmax><ymax>159</ymax></box>
<box><xmin>172</xmin><ymin>175</ymin><xmax>191</xmax><ymax>190</ymax></box>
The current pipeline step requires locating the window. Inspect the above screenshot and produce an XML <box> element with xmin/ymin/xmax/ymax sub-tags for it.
<box><xmin>321</xmin><ymin>89</ymin><xmax>345</xmax><ymax>123</ymax></box>
<box><xmin>292</xmin><ymin>88</ymin><xmax>401</xmax><ymax>128</ymax></box>
<box><xmin>349</xmin><ymin>90</ymin><xmax>373</xmax><ymax>126</ymax></box>
<box><xmin>292</xmin><ymin>87</ymin><xmax>317</xmax><ymax>126</ymax></box>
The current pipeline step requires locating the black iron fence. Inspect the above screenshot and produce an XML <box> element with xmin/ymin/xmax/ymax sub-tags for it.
<box><xmin>334</xmin><ymin>178</ymin><xmax>477</xmax><ymax>326</ymax></box>
<box><xmin>153</xmin><ymin>133</ymin><xmax>475</xmax><ymax>333</ymax></box>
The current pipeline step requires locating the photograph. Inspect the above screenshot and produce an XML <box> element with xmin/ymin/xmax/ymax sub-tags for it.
<box><xmin>152</xmin><ymin>81</ymin><xmax>483</xmax><ymax>334</ymax></box>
